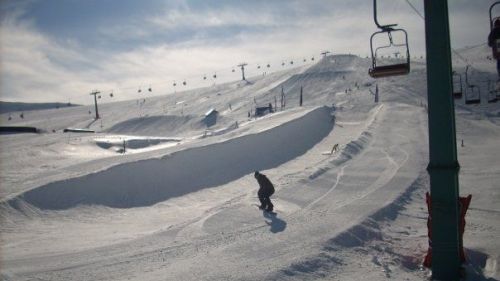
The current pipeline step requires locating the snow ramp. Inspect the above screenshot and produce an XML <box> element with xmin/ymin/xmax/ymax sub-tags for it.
<box><xmin>8</xmin><ymin>106</ymin><xmax>334</xmax><ymax>210</ymax></box>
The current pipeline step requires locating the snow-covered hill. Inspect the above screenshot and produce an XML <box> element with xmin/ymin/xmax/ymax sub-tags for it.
<box><xmin>1</xmin><ymin>51</ymin><xmax>499</xmax><ymax>281</ymax></box>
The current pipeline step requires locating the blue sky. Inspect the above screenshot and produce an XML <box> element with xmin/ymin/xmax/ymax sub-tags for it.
<box><xmin>0</xmin><ymin>0</ymin><xmax>496</xmax><ymax>104</ymax></box>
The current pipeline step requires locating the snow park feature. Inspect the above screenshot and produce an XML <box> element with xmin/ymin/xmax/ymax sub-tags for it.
<box><xmin>1</xmin><ymin>5</ymin><xmax>500</xmax><ymax>281</ymax></box>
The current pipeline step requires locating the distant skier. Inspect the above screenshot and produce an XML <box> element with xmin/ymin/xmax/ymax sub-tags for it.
<box><xmin>254</xmin><ymin>171</ymin><xmax>275</xmax><ymax>212</ymax></box>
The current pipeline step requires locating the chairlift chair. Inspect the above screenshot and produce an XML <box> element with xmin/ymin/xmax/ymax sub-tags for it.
<box><xmin>464</xmin><ymin>65</ymin><xmax>481</xmax><ymax>104</ymax></box>
<box><xmin>452</xmin><ymin>71</ymin><xmax>463</xmax><ymax>99</ymax></box>
<box><xmin>369</xmin><ymin>29</ymin><xmax>410</xmax><ymax>78</ymax></box>
<box><xmin>368</xmin><ymin>0</ymin><xmax>410</xmax><ymax>78</ymax></box>
<box><xmin>487</xmin><ymin>80</ymin><xmax>499</xmax><ymax>103</ymax></box>
<box><xmin>465</xmin><ymin>85</ymin><xmax>481</xmax><ymax>105</ymax></box>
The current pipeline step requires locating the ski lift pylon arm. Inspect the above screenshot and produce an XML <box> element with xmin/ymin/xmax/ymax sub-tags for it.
<box><xmin>373</xmin><ymin>0</ymin><xmax>397</xmax><ymax>30</ymax></box>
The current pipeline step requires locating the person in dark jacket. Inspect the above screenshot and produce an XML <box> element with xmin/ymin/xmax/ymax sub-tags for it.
<box><xmin>488</xmin><ymin>19</ymin><xmax>500</xmax><ymax>77</ymax></box>
<box><xmin>254</xmin><ymin>171</ymin><xmax>275</xmax><ymax>212</ymax></box>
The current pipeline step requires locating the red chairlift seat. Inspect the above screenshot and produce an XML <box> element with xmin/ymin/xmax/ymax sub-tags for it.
<box><xmin>369</xmin><ymin>63</ymin><xmax>409</xmax><ymax>78</ymax></box>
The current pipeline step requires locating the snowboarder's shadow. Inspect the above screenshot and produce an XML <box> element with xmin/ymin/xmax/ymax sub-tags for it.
<box><xmin>263</xmin><ymin>211</ymin><xmax>287</xmax><ymax>233</ymax></box>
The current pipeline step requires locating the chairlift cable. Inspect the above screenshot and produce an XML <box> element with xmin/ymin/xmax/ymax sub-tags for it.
<box><xmin>404</xmin><ymin>0</ymin><xmax>478</xmax><ymax>69</ymax></box>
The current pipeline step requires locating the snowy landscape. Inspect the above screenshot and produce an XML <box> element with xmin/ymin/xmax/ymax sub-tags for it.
<box><xmin>0</xmin><ymin>44</ymin><xmax>499</xmax><ymax>281</ymax></box>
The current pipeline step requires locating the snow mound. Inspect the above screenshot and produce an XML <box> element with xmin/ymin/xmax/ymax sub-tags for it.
<box><xmin>106</xmin><ymin>115</ymin><xmax>233</xmax><ymax>137</ymax></box>
<box><xmin>94</xmin><ymin>136</ymin><xmax>181</xmax><ymax>151</ymax></box>
<box><xmin>7</xmin><ymin>106</ymin><xmax>334</xmax><ymax>211</ymax></box>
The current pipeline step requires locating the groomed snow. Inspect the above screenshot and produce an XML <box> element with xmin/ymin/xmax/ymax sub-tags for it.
<box><xmin>1</xmin><ymin>51</ymin><xmax>499</xmax><ymax>281</ymax></box>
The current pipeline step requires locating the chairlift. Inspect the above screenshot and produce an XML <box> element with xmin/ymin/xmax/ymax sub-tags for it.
<box><xmin>488</xmin><ymin>80</ymin><xmax>499</xmax><ymax>103</ymax></box>
<box><xmin>465</xmin><ymin>65</ymin><xmax>481</xmax><ymax>104</ymax></box>
<box><xmin>465</xmin><ymin>86</ymin><xmax>481</xmax><ymax>104</ymax></box>
<box><xmin>489</xmin><ymin>2</ymin><xmax>500</xmax><ymax>59</ymax></box>
<box><xmin>452</xmin><ymin>71</ymin><xmax>463</xmax><ymax>99</ymax></box>
<box><xmin>368</xmin><ymin>0</ymin><xmax>410</xmax><ymax>78</ymax></box>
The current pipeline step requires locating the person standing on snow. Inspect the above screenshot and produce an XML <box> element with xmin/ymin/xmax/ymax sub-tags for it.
<box><xmin>254</xmin><ymin>171</ymin><xmax>275</xmax><ymax>212</ymax></box>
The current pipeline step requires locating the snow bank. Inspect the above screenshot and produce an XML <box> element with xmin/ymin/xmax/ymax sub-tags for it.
<box><xmin>8</xmin><ymin>106</ymin><xmax>334</xmax><ymax>210</ymax></box>
<box><xmin>94</xmin><ymin>136</ymin><xmax>181</xmax><ymax>151</ymax></box>
<box><xmin>106</xmin><ymin>115</ymin><xmax>223</xmax><ymax>137</ymax></box>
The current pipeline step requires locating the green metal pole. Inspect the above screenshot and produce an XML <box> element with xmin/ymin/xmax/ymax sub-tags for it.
<box><xmin>423</xmin><ymin>0</ymin><xmax>461</xmax><ymax>280</ymax></box>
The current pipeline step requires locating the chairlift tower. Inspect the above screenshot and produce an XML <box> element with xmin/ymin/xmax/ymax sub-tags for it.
<box><xmin>89</xmin><ymin>90</ymin><xmax>100</xmax><ymax>119</ymax></box>
<box><xmin>321</xmin><ymin>51</ymin><xmax>330</xmax><ymax>58</ymax></box>
<box><xmin>424</xmin><ymin>0</ymin><xmax>461</xmax><ymax>279</ymax></box>
<box><xmin>238</xmin><ymin>63</ymin><xmax>248</xmax><ymax>81</ymax></box>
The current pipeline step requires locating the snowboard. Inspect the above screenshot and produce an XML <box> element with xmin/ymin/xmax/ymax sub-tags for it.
<box><xmin>253</xmin><ymin>204</ymin><xmax>277</xmax><ymax>215</ymax></box>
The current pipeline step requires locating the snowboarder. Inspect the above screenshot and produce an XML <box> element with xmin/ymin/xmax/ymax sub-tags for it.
<box><xmin>254</xmin><ymin>171</ymin><xmax>275</xmax><ymax>212</ymax></box>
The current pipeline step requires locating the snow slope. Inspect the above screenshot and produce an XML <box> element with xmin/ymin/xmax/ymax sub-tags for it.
<box><xmin>1</xmin><ymin>51</ymin><xmax>499</xmax><ymax>281</ymax></box>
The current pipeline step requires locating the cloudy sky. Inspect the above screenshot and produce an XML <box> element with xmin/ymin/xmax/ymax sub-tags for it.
<box><xmin>0</xmin><ymin>0</ymin><xmax>495</xmax><ymax>105</ymax></box>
